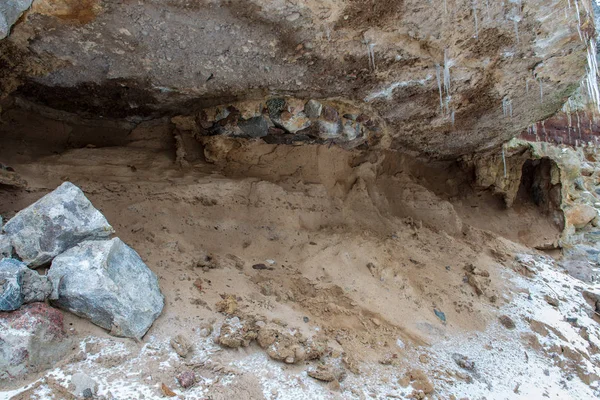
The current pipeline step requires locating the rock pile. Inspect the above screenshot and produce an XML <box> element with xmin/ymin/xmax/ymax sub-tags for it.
<box><xmin>172</xmin><ymin>98</ymin><xmax>380</xmax><ymax>147</ymax></box>
<box><xmin>0</xmin><ymin>182</ymin><xmax>164</xmax><ymax>380</ymax></box>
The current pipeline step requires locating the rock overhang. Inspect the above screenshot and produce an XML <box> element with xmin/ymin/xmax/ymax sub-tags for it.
<box><xmin>0</xmin><ymin>0</ymin><xmax>597</xmax><ymax>159</ymax></box>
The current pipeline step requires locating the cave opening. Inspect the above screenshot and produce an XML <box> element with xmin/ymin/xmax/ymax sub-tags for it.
<box><xmin>515</xmin><ymin>157</ymin><xmax>564</xmax><ymax>231</ymax></box>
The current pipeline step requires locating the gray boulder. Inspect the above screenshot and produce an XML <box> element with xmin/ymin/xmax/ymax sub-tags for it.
<box><xmin>21</xmin><ymin>268</ymin><xmax>52</xmax><ymax>304</ymax></box>
<box><xmin>0</xmin><ymin>302</ymin><xmax>71</xmax><ymax>380</ymax></box>
<box><xmin>0</xmin><ymin>258</ymin><xmax>53</xmax><ymax>310</ymax></box>
<box><xmin>0</xmin><ymin>258</ymin><xmax>25</xmax><ymax>311</ymax></box>
<box><xmin>48</xmin><ymin>238</ymin><xmax>164</xmax><ymax>339</ymax></box>
<box><xmin>0</xmin><ymin>0</ymin><xmax>33</xmax><ymax>40</ymax></box>
<box><xmin>3</xmin><ymin>182</ymin><xmax>114</xmax><ymax>267</ymax></box>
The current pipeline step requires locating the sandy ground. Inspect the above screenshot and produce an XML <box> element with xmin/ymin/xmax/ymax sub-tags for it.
<box><xmin>0</xmin><ymin>110</ymin><xmax>598</xmax><ymax>399</ymax></box>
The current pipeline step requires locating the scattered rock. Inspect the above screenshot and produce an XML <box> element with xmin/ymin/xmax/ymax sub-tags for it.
<box><xmin>399</xmin><ymin>369</ymin><xmax>434</xmax><ymax>394</ymax></box>
<box><xmin>566</xmin><ymin>204</ymin><xmax>597</xmax><ymax>230</ymax></box>
<box><xmin>452</xmin><ymin>353</ymin><xmax>475</xmax><ymax>370</ymax></box>
<box><xmin>433</xmin><ymin>308</ymin><xmax>446</xmax><ymax>323</ymax></box>
<box><xmin>256</xmin><ymin>322</ymin><xmax>327</xmax><ymax>364</ymax></box>
<box><xmin>239</xmin><ymin>116</ymin><xmax>269</xmax><ymax>138</ymax></box>
<box><xmin>215</xmin><ymin>294</ymin><xmax>238</xmax><ymax>314</ymax></box>
<box><xmin>3</xmin><ymin>182</ymin><xmax>114</xmax><ymax>267</ymax></box>
<box><xmin>464</xmin><ymin>264</ymin><xmax>490</xmax><ymax>296</ymax></box>
<box><xmin>304</xmin><ymin>100</ymin><xmax>323</xmax><ymax>119</ymax></box>
<box><xmin>48</xmin><ymin>238</ymin><xmax>164</xmax><ymax>339</ymax></box>
<box><xmin>176</xmin><ymin>371</ymin><xmax>196</xmax><ymax>388</ymax></box>
<box><xmin>273</xmin><ymin>111</ymin><xmax>311</xmax><ymax>133</ymax></box>
<box><xmin>0</xmin><ymin>303</ymin><xmax>71</xmax><ymax>380</ymax></box>
<box><xmin>252</xmin><ymin>263</ymin><xmax>273</xmax><ymax>271</ymax></box>
<box><xmin>217</xmin><ymin>317</ymin><xmax>258</xmax><ymax>348</ymax></box>
<box><xmin>161</xmin><ymin>383</ymin><xmax>177</xmax><ymax>397</ymax></box>
<box><xmin>0</xmin><ymin>258</ymin><xmax>25</xmax><ymax>311</ymax></box>
<box><xmin>544</xmin><ymin>294</ymin><xmax>560</xmax><ymax>307</ymax></box>
<box><xmin>499</xmin><ymin>315</ymin><xmax>516</xmax><ymax>330</ymax></box>
<box><xmin>21</xmin><ymin>268</ymin><xmax>52</xmax><ymax>304</ymax></box>
<box><xmin>307</xmin><ymin>363</ymin><xmax>344</xmax><ymax>382</ymax></box>
<box><xmin>69</xmin><ymin>373</ymin><xmax>98</xmax><ymax>398</ymax></box>
<box><xmin>170</xmin><ymin>334</ymin><xmax>193</xmax><ymax>358</ymax></box>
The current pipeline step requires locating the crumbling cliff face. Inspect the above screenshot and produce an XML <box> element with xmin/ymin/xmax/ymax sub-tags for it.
<box><xmin>0</xmin><ymin>0</ymin><xmax>597</xmax><ymax>158</ymax></box>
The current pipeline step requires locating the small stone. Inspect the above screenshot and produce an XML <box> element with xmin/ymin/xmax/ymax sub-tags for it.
<box><xmin>238</xmin><ymin>116</ymin><xmax>269</xmax><ymax>138</ymax></box>
<box><xmin>433</xmin><ymin>308</ymin><xmax>446</xmax><ymax>323</ymax></box>
<box><xmin>307</xmin><ymin>364</ymin><xmax>342</xmax><ymax>382</ymax></box>
<box><xmin>544</xmin><ymin>294</ymin><xmax>560</xmax><ymax>307</ymax></box>
<box><xmin>321</xmin><ymin>105</ymin><xmax>339</xmax><ymax>122</ymax></box>
<box><xmin>452</xmin><ymin>353</ymin><xmax>475</xmax><ymax>370</ymax></box>
<box><xmin>371</xmin><ymin>318</ymin><xmax>381</xmax><ymax>327</ymax></box>
<box><xmin>177</xmin><ymin>371</ymin><xmax>196</xmax><ymax>388</ymax></box>
<box><xmin>252</xmin><ymin>263</ymin><xmax>272</xmax><ymax>270</ymax></box>
<box><xmin>286</xmin><ymin>12</ymin><xmax>300</xmax><ymax>22</ymax></box>
<box><xmin>304</xmin><ymin>100</ymin><xmax>323</xmax><ymax>119</ymax></box>
<box><xmin>215</xmin><ymin>294</ymin><xmax>238</xmax><ymax>314</ymax></box>
<box><xmin>303</xmin><ymin>316</ymin><xmax>309</xmax><ymax>323</ymax></box>
<box><xmin>70</xmin><ymin>373</ymin><xmax>98</xmax><ymax>398</ymax></box>
<box><xmin>499</xmin><ymin>315</ymin><xmax>516</xmax><ymax>329</ymax></box>
<box><xmin>171</xmin><ymin>334</ymin><xmax>193</xmax><ymax>358</ymax></box>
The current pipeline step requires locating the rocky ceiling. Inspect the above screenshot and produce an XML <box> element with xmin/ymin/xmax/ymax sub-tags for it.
<box><xmin>0</xmin><ymin>0</ymin><xmax>596</xmax><ymax>158</ymax></box>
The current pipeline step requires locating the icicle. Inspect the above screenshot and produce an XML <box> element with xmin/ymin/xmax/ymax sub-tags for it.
<box><xmin>485</xmin><ymin>0</ymin><xmax>490</xmax><ymax>20</ymax></box>
<box><xmin>443</xmin><ymin>49</ymin><xmax>451</xmax><ymax>95</ymax></box>
<box><xmin>514</xmin><ymin>19</ymin><xmax>520</xmax><ymax>44</ymax></box>
<box><xmin>444</xmin><ymin>0</ymin><xmax>447</xmax><ymax>14</ymax></box>
<box><xmin>539</xmin><ymin>79</ymin><xmax>544</xmax><ymax>103</ymax></box>
<box><xmin>502</xmin><ymin>97</ymin><xmax>513</xmax><ymax>118</ymax></box>
<box><xmin>367</xmin><ymin>43</ymin><xmax>376</xmax><ymax>71</ymax></box>
<box><xmin>574</xmin><ymin>0</ymin><xmax>583</xmax><ymax>41</ymax></box>
<box><xmin>502</xmin><ymin>145</ymin><xmax>507</xmax><ymax>178</ymax></box>
<box><xmin>451</xmin><ymin>110</ymin><xmax>455</xmax><ymax>126</ymax></box>
<box><xmin>567</xmin><ymin>0</ymin><xmax>571</xmax><ymax>9</ymax></box>
<box><xmin>525</xmin><ymin>79</ymin><xmax>529</xmax><ymax>94</ymax></box>
<box><xmin>472</xmin><ymin>0</ymin><xmax>479</xmax><ymax>39</ymax></box>
<box><xmin>435</xmin><ymin>64</ymin><xmax>444</xmax><ymax>112</ymax></box>
<box><xmin>585</xmin><ymin>39</ymin><xmax>600</xmax><ymax>112</ymax></box>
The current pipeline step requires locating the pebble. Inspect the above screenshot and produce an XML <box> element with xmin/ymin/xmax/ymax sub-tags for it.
<box><xmin>498</xmin><ymin>315</ymin><xmax>516</xmax><ymax>329</ymax></box>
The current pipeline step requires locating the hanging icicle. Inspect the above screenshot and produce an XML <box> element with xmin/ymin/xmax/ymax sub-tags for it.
<box><xmin>472</xmin><ymin>0</ymin><xmax>479</xmax><ymax>39</ymax></box>
<box><xmin>502</xmin><ymin>145</ymin><xmax>507</xmax><ymax>178</ymax></box>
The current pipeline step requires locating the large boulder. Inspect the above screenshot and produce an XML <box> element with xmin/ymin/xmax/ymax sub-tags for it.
<box><xmin>0</xmin><ymin>258</ymin><xmax>53</xmax><ymax>311</ymax></box>
<box><xmin>0</xmin><ymin>302</ymin><xmax>71</xmax><ymax>380</ymax></box>
<box><xmin>3</xmin><ymin>182</ymin><xmax>114</xmax><ymax>267</ymax></box>
<box><xmin>48</xmin><ymin>238</ymin><xmax>164</xmax><ymax>339</ymax></box>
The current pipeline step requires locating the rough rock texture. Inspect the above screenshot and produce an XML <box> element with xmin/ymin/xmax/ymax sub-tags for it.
<box><xmin>566</xmin><ymin>204</ymin><xmax>598</xmax><ymax>229</ymax></box>
<box><xmin>0</xmin><ymin>0</ymin><xmax>32</xmax><ymax>40</ymax></box>
<box><xmin>48</xmin><ymin>238</ymin><xmax>164</xmax><ymax>339</ymax></box>
<box><xmin>0</xmin><ymin>258</ymin><xmax>25</xmax><ymax>311</ymax></box>
<box><xmin>69</xmin><ymin>373</ymin><xmax>98</xmax><ymax>398</ymax></box>
<box><xmin>3</xmin><ymin>181</ymin><xmax>114</xmax><ymax>267</ymax></box>
<box><xmin>0</xmin><ymin>258</ymin><xmax>53</xmax><ymax>311</ymax></box>
<box><xmin>0</xmin><ymin>302</ymin><xmax>70</xmax><ymax>380</ymax></box>
<box><xmin>21</xmin><ymin>268</ymin><xmax>52</xmax><ymax>304</ymax></box>
<box><xmin>0</xmin><ymin>0</ymin><xmax>595</xmax><ymax>158</ymax></box>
